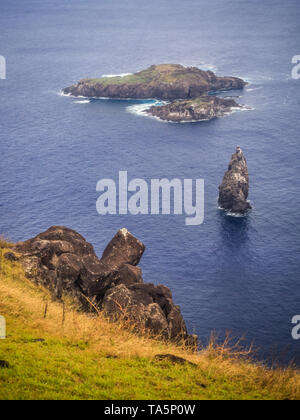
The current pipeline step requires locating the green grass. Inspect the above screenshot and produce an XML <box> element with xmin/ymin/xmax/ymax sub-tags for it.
<box><xmin>0</xmin><ymin>246</ymin><xmax>299</xmax><ymax>400</ymax></box>
<box><xmin>0</xmin><ymin>329</ymin><xmax>240</xmax><ymax>400</ymax></box>
<box><xmin>83</xmin><ymin>64</ymin><xmax>208</xmax><ymax>87</ymax></box>
<box><xmin>170</xmin><ymin>98</ymin><xmax>210</xmax><ymax>107</ymax></box>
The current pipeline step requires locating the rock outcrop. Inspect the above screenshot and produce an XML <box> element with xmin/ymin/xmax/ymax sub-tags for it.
<box><xmin>14</xmin><ymin>226</ymin><xmax>197</xmax><ymax>346</ymax></box>
<box><xmin>218</xmin><ymin>147</ymin><xmax>252</xmax><ymax>214</ymax></box>
<box><xmin>146</xmin><ymin>96</ymin><xmax>240</xmax><ymax>122</ymax></box>
<box><xmin>63</xmin><ymin>64</ymin><xmax>246</xmax><ymax>101</ymax></box>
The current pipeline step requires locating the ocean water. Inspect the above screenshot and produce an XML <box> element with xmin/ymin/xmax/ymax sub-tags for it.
<box><xmin>1</xmin><ymin>0</ymin><xmax>300</xmax><ymax>363</ymax></box>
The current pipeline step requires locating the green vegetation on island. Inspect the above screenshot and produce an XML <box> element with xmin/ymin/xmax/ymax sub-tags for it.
<box><xmin>63</xmin><ymin>64</ymin><xmax>246</xmax><ymax>121</ymax></box>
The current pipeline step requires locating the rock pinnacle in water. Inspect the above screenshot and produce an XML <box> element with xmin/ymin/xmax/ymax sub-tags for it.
<box><xmin>218</xmin><ymin>146</ymin><xmax>252</xmax><ymax>214</ymax></box>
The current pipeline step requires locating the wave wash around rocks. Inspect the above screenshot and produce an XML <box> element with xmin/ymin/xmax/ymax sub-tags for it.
<box><xmin>12</xmin><ymin>226</ymin><xmax>197</xmax><ymax>347</ymax></box>
<box><xmin>63</xmin><ymin>64</ymin><xmax>247</xmax><ymax>122</ymax></box>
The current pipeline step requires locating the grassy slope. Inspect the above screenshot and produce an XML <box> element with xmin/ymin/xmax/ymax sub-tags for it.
<box><xmin>0</xmin><ymin>243</ymin><xmax>299</xmax><ymax>400</ymax></box>
<box><xmin>85</xmin><ymin>64</ymin><xmax>204</xmax><ymax>87</ymax></box>
<box><xmin>165</xmin><ymin>97</ymin><xmax>214</xmax><ymax>108</ymax></box>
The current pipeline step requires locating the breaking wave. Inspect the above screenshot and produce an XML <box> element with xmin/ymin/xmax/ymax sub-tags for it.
<box><xmin>73</xmin><ymin>100</ymin><xmax>90</xmax><ymax>104</ymax></box>
<box><xmin>126</xmin><ymin>100</ymin><xmax>167</xmax><ymax>118</ymax></box>
<box><xmin>101</xmin><ymin>73</ymin><xmax>133</xmax><ymax>78</ymax></box>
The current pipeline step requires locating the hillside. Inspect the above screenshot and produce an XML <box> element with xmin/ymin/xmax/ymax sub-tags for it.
<box><xmin>0</xmin><ymin>239</ymin><xmax>299</xmax><ymax>400</ymax></box>
<box><xmin>63</xmin><ymin>64</ymin><xmax>246</xmax><ymax>100</ymax></box>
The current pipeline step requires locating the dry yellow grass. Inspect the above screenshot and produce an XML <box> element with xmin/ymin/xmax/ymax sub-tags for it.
<box><xmin>0</xmin><ymin>243</ymin><xmax>299</xmax><ymax>400</ymax></box>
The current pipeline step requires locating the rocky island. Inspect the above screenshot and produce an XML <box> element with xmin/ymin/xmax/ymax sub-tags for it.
<box><xmin>146</xmin><ymin>96</ymin><xmax>240</xmax><ymax>123</ymax></box>
<box><xmin>63</xmin><ymin>64</ymin><xmax>247</xmax><ymax>122</ymax></box>
<box><xmin>12</xmin><ymin>226</ymin><xmax>197</xmax><ymax>347</ymax></box>
<box><xmin>218</xmin><ymin>147</ymin><xmax>252</xmax><ymax>214</ymax></box>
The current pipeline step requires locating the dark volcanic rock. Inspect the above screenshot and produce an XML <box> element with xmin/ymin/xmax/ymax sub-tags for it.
<box><xmin>63</xmin><ymin>64</ymin><xmax>246</xmax><ymax>101</ymax></box>
<box><xmin>218</xmin><ymin>147</ymin><xmax>252</xmax><ymax>214</ymax></box>
<box><xmin>0</xmin><ymin>360</ymin><xmax>10</xmax><ymax>369</ymax></box>
<box><xmin>14</xmin><ymin>226</ymin><xmax>144</xmax><ymax>301</ymax></box>
<box><xmin>15</xmin><ymin>226</ymin><xmax>108</xmax><ymax>300</ymax></box>
<box><xmin>4</xmin><ymin>252</ymin><xmax>18</xmax><ymax>262</ymax></box>
<box><xmin>102</xmin><ymin>282</ymin><xmax>188</xmax><ymax>341</ymax></box>
<box><xmin>147</xmin><ymin>96</ymin><xmax>240</xmax><ymax>122</ymax></box>
<box><xmin>14</xmin><ymin>226</ymin><xmax>196</xmax><ymax>345</ymax></box>
<box><xmin>154</xmin><ymin>354</ymin><xmax>197</xmax><ymax>367</ymax></box>
<box><xmin>101</xmin><ymin>228</ymin><xmax>145</xmax><ymax>269</ymax></box>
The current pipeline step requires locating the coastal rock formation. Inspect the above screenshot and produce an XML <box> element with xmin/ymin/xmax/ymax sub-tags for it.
<box><xmin>14</xmin><ymin>226</ymin><xmax>196</xmax><ymax>345</ymax></box>
<box><xmin>146</xmin><ymin>96</ymin><xmax>240</xmax><ymax>122</ymax></box>
<box><xmin>218</xmin><ymin>147</ymin><xmax>252</xmax><ymax>214</ymax></box>
<box><xmin>63</xmin><ymin>64</ymin><xmax>246</xmax><ymax>101</ymax></box>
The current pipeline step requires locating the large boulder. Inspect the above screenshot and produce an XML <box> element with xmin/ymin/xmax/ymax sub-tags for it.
<box><xmin>14</xmin><ymin>226</ymin><xmax>196</xmax><ymax>346</ymax></box>
<box><xmin>218</xmin><ymin>147</ymin><xmax>252</xmax><ymax>214</ymax></box>
<box><xmin>14</xmin><ymin>226</ymin><xmax>144</xmax><ymax>300</ymax></box>
<box><xmin>102</xmin><ymin>283</ymin><xmax>188</xmax><ymax>341</ymax></box>
<box><xmin>101</xmin><ymin>228</ymin><xmax>145</xmax><ymax>269</ymax></box>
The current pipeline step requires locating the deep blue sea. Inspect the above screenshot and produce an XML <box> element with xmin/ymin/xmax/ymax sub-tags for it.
<box><xmin>1</xmin><ymin>0</ymin><xmax>300</xmax><ymax>363</ymax></box>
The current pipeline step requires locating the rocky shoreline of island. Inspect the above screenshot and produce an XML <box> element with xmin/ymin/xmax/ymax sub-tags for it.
<box><xmin>146</xmin><ymin>96</ymin><xmax>241</xmax><ymax>123</ymax></box>
<box><xmin>62</xmin><ymin>64</ymin><xmax>247</xmax><ymax>122</ymax></box>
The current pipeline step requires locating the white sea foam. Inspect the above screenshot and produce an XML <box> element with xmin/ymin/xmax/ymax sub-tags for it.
<box><xmin>60</xmin><ymin>90</ymin><xmax>72</xmax><ymax>97</ymax></box>
<box><xmin>126</xmin><ymin>100</ymin><xmax>167</xmax><ymax>118</ymax></box>
<box><xmin>231</xmin><ymin>105</ymin><xmax>254</xmax><ymax>113</ymax></box>
<box><xmin>74</xmin><ymin>100</ymin><xmax>90</xmax><ymax>104</ymax></box>
<box><xmin>218</xmin><ymin>203</ymin><xmax>252</xmax><ymax>217</ymax></box>
<box><xmin>246</xmin><ymin>86</ymin><xmax>262</xmax><ymax>92</ymax></box>
<box><xmin>223</xmin><ymin>211</ymin><xmax>245</xmax><ymax>218</ymax></box>
<box><xmin>101</xmin><ymin>73</ymin><xmax>133</xmax><ymax>78</ymax></box>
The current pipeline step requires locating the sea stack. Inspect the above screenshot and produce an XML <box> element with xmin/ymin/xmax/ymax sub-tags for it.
<box><xmin>218</xmin><ymin>147</ymin><xmax>252</xmax><ymax>214</ymax></box>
